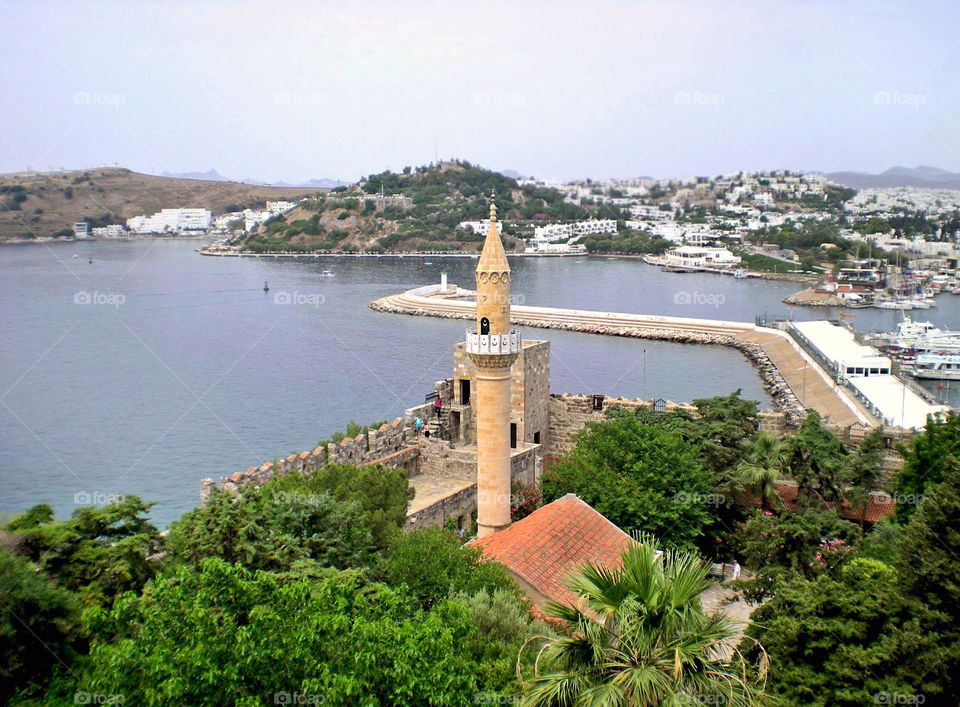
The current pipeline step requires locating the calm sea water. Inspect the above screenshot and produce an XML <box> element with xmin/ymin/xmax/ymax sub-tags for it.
<box><xmin>1</xmin><ymin>241</ymin><xmax>957</xmax><ymax>526</ymax></box>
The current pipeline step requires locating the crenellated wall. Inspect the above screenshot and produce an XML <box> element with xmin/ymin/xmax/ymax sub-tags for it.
<box><xmin>200</xmin><ymin>381</ymin><xmax>456</xmax><ymax>503</ymax></box>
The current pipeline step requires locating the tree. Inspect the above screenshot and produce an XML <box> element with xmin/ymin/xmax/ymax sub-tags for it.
<box><xmin>731</xmin><ymin>432</ymin><xmax>784</xmax><ymax>511</ymax></box>
<box><xmin>685</xmin><ymin>390</ymin><xmax>761</xmax><ymax>475</ymax></box>
<box><xmin>844</xmin><ymin>426</ymin><xmax>887</xmax><ymax>528</ymax></box>
<box><xmin>4</xmin><ymin>497</ymin><xmax>161</xmax><ymax>607</ymax></box>
<box><xmin>379</xmin><ymin>527</ymin><xmax>517</xmax><ymax>610</ymax></box>
<box><xmin>895</xmin><ymin>412</ymin><xmax>960</xmax><ymax>521</ymax></box>
<box><xmin>168</xmin><ymin>463</ymin><xmax>414</xmax><ymax>571</ymax></box>
<box><xmin>782</xmin><ymin>410</ymin><xmax>848</xmax><ymax>505</ymax></box>
<box><xmin>894</xmin><ymin>467</ymin><xmax>960</xmax><ymax>700</ymax></box>
<box><xmin>520</xmin><ymin>538</ymin><xmax>768</xmax><ymax>706</ymax></box>
<box><xmin>56</xmin><ymin>559</ymin><xmax>492</xmax><ymax>706</ymax></box>
<box><xmin>0</xmin><ymin>550</ymin><xmax>81</xmax><ymax>704</ymax></box>
<box><xmin>734</xmin><ymin>508</ymin><xmax>861</xmax><ymax>601</ymax></box>
<box><xmin>167</xmin><ymin>486</ymin><xmax>376</xmax><ymax>572</ymax></box>
<box><xmin>541</xmin><ymin>415</ymin><xmax>713</xmax><ymax>550</ymax></box>
<box><xmin>744</xmin><ymin>558</ymin><xmax>921</xmax><ymax>707</ymax></box>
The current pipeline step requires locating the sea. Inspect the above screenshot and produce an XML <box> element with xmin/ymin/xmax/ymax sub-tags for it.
<box><xmin>1</xmin><ymin>240</ymin><xmax>957</xmax><ymax>526</ymax></box>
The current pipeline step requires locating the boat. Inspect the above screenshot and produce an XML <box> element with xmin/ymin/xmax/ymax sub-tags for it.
<box><xmin>875</xmin><ymin>299</ymin><xmax>911</xmax><ymax>310</ymax></box>
<box><xmin>881</xmin><ymin>316</ymin><xmax>960</xmax><ymax>355</ymax></box>
<box><xmin>319</xmin><ymin>270</ymin><xmax>335</xmax><ymax>277</ymax></box>
<box><xmin>911</xmin><ymin>353</ymin><xmax>960</xmax><ymax>381</ymax></box>
<box><xmin>263</xmin><ymin>280</ymin><xmax>270</xmax><ymax>293</ymax></box>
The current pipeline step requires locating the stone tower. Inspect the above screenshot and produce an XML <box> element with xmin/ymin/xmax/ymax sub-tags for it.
<box><xmin>466</xmin><ymin>201</ymin><xmax>522</xmax><ymax>538</ymax></box>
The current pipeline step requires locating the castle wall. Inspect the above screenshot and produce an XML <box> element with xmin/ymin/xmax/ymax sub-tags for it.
<box><xmin>545</xmin><ymin>393</ymin><xmax>790</xmax><ymax>456</ymax></box>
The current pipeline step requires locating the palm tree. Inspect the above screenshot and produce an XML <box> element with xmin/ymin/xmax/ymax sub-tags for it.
<box><xmin>733</xmin><ymin>432</ymin><xmax>784</xmax><ymax>512</ymax></box>
<box><xmin>518</xmin><ymin>537</ymin><xmax>768</xmax><ymax>706</ymax></box>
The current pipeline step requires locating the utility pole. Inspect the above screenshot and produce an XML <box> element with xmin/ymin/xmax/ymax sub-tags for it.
<box><xmin>643</xmin><ymin>348</ymin><xmax>647</xmax><ymax>401</ymax></box>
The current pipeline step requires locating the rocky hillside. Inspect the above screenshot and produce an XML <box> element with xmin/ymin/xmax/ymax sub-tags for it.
<box><xmin>0</xmin><ymin>168</ymin><xmax>318</xmax><ymax>241</ymax></box>
<box><xmin>239</xmin><ymin>160</ymin><xmax>629</xmax><ymax>253</ymax></box>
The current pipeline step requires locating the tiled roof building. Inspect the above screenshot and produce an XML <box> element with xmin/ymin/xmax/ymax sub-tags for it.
<box><xmin>471</xmin><ymin>493</ymin><xmax>634</xmax><ymax>607</ymax></box>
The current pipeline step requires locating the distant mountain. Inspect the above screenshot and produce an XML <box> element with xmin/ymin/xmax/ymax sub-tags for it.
<box><xmin>499</xmin><ymin>169</ymin><xmax>528</xmax><ymax>180</ymax></box>
<box><xmin>825</xmin><ymin>165</ymin><xmax>960</xmax><ymax>190</ymax></box>
<box><xmin>161</xmin><ymin>169</ymin><xmax>348</xmax><ymax>189</ymax></box>
<box><xmin>161</xmin><ymin>169</ymin><xmax>231</xmax><ymax>181</ymax></box>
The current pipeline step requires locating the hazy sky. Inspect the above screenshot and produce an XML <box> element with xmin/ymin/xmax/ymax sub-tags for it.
<box><xmin>1</xmin><ymin>0</ymin><xmax>958</xmax><ymax>182</ymax></box>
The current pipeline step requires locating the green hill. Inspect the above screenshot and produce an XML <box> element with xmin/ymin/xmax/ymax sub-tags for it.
<box><xmin>240</xmin><ymin>160</ymin><xmax>628</xmax><ymax>253</ymax></box>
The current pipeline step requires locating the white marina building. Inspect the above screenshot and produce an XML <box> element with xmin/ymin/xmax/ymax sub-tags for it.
<box><xmin>791</xmin><ymin>320</ymin><xmax>948</xmax><ymax>429</ymax></box>
<box><xmin>662</xmin><ymin>245</ymin><xmax>741</xmax><ymax>269</ymax></box>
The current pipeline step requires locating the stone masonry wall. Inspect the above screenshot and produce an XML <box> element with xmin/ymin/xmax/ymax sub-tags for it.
<box><xmin>546</xmin><ymin>393</ymin><xmax>789</xmax><ymax>456</ymax></box>
<box><xmin>404</xmin><ymin>444</ymin><xmax>540</xmax><ymax>531</ymax></box>
<box><xmin>201</xmin><ymin>379</ymin><xmax>451</xmax><ymax>503</ymax></box>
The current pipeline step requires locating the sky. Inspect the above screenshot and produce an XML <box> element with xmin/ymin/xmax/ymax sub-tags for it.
<box><xmin>1</xmin><ymin>0</ymin><xmax>958</xmax><ymax>182</ymax></box>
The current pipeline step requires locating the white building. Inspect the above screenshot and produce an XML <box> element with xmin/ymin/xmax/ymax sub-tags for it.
<box><xmin>91</xmin><ymin>225</ymin><xmax>126</xmax><ymax>238</ymax></box>
<box><xmin>459</xmin><ymin>219</ymin><xmax>503</xmax><ymax>236</ymax></box>
<box><xmin>73</xmin><ymin>222</ymin><xmax>89</xmax><ymax>238</ymax></box>
<box><xmin>533</xmin><ymin>219</ymin><xmax>617</xmax><ymax>242</ymax></box>
<box><xmin>266</xmin><ymin>201</ymin><xmax>298</xmax><ymax>215</ymax></box>
<box><xmin>662</xmin><ymin>245</ymin><xmax>741</xmax><ymax>269</ymax></box>
<box><xmin>127</xmin><ymin>208</ymin><xmax>212</xmax><ymax>234</ymax></box>
<box><xmin>791</xmin><ymin>320</ymin><xmax>948</xmax><ymax>429</ymax></box>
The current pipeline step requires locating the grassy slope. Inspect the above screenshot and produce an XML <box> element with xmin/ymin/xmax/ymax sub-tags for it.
<box><xmin>0</xmin><ymin>168</ymin><xmax>318</xmax><ymax>240</ymax></box>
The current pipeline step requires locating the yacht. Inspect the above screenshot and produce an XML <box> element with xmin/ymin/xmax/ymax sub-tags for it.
<box><xmin>320</xmin><ymin>270</ymin><xmax>335</xmax><ymax>277</ymax></box>
<box><xmin>883</xmin><ymin>317</ymin><xmax>960</xmax><ymax>355</ymax></box>
<box><xmin>911</xmin><ymin>353</ymin><xmax>960</xmax><ymax>381</ymax></box>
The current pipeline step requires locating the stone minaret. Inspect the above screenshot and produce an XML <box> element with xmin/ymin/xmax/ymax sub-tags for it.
<box><xmin>466</xmin><ymin>201</ymin><xmax>522</xmax><ymax>538</ymax></box>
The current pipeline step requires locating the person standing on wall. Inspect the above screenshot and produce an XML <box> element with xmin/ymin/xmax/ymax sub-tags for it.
<box><xmin>434</xmin><ymin>395</ymin><xmax>443</xmax><ymax>418</ymax></box>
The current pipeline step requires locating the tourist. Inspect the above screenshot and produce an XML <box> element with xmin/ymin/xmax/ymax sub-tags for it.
<box><xmin>731</xmin><ymin>559</ymin><xmax>741</xmax><ymax>581</ymax></box>
<box><xmin>414</xmin><ymin>416</ymin><xmax>423</xmax><ymax>435</ymax></box>
<box><xmin>434</xmin><ymin>395</ymin><xmax>442</xmax><ymax>418</ymax></box>
<box><xmin>424</xmin><ymin>429</ymin><xmax>431</xmax><ymax>439</ymax></box>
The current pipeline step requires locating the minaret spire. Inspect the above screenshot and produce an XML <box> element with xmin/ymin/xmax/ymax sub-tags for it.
<box><xmin>467</xmin><ymin>191</ymin><xmax>521</xmax><ymax>538</ymax></box>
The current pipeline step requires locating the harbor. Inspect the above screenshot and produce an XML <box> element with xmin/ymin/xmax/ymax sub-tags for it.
<box><xmin>371</xmin><ymin>281</ymin><xmax>954</xmax><ymax>433</ymax></box>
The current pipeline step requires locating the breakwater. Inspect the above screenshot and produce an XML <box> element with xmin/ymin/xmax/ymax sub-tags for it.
<box><xmin>369</xmin><ymin>286</ymin><xmax>875</xmax><ymax>429</ymax></box>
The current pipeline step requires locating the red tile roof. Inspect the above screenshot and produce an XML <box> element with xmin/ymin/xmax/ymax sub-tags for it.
<box><xmin>738</xmin><ymin>482</ymin><xmax>896</xmax><ymax>524</ymax></box>
<box><xmin>472</xmin><ymin>494</ymin><xmax>634</xmax><ymax>607</ymax></box>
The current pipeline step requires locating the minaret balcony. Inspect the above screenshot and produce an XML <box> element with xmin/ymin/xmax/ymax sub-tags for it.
<box><xmin>465</xmin><ymin>330</ymin><xmax>522</xmax><ymax>356</ymax></box>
